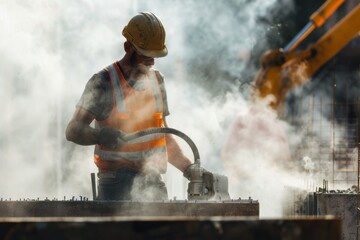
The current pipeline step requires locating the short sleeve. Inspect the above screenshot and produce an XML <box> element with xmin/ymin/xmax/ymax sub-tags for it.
<box><xmin>155</xmin><ymin>71</ymin><xmax>170</xmax><ymax>116</ymax></box>
<box><xmin>76</xmin><ymin>71</ymin><xmax>113</xmax><ymax>120</ymax></box>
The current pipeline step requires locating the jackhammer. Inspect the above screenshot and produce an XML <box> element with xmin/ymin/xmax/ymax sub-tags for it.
<box><xmin>125</xmin><ymin>128</ymin><xmax>230</xmax><ymax>201</ymax></box>
<box><xmin>92</xmin><ymin>128</ymin><xmax>231</xmax><ymax>201</ymax></box>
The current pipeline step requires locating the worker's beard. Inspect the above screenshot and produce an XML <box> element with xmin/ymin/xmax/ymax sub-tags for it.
<box><xmin>129</xmin><ymin>64</ymin><xmax>152</xmax><ymax>80</ymax></box>
<box><xmin>137</xmin><ymin>64</ymin><xmax>152</xmax><ymax>74</ymax></box>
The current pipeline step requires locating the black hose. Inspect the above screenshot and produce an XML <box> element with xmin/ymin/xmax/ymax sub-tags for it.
<box><xmin>123</xmin><ymin>128</ymin><xmax>200</xmax><ymax>165</ymax></box>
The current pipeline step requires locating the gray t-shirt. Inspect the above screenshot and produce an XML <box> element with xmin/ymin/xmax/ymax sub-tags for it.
<box><xmin>76</xmin><ymin>64</ymin><xmax>170</xmax><ymax>121</ymax></box>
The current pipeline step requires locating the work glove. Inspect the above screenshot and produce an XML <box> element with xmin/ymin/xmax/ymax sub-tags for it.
<box><xmin>97</xmin><ymin>127</ymin><xmax>127</xmax><ymax>150</ymax></box>
<box><xmin>183</xmin><ymin>163</ymin><xmax>210</xmax><ymax>181</ymax></box>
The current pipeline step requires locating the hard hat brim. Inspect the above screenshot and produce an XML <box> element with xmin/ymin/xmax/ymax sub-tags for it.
<box><xmin>133</xmin><ymin>44</ymin><xmax>168</xmax><ymax>58</ymax></box>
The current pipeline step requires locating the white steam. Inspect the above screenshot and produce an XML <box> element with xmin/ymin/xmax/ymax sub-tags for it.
<box><xmin>302</xmin><ymin>156</ymin><xmax>315</xmax><ymax>173</ymax></box>
<box><xmin>220</xmin><ymin>102</ymin><xmax>298</xmax><ymax>217</ymax></box>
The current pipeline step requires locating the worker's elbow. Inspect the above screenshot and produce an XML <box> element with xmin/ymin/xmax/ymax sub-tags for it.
<box><xmin>65</xmin><ymin>122</ymin><xmax>76</xmax><ymax>142</ymax></box>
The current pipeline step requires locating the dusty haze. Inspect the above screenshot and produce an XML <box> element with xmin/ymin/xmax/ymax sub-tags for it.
<box><xmin>2</xmin><ymin>0</ymin><xmax>342</xmax><ymax>218</ymax></box>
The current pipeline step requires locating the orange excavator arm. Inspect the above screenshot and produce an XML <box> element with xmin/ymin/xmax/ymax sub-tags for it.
<box><xmin>253</xmin><ymin>0</ymin><xmax>360</xmax><ymax>110</ymax></box>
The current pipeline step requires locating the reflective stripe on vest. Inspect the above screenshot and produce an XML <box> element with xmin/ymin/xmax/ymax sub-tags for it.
<box><xmin>95</xmin><ymin>145</ymin><xmax>167</xmax><ymax>162</ymax></box>
<box><xmin>106</xmin><ymin>63</ymin><xmax>162</xmax><ymax>113</ymax></box>
<box><xmin>107</xmin><ymin>63</ymin><xmax>127</xmax><ymax>113</ymax></box>
<box><xmin>94</xmin><ymin>62</ymin><xmax>167</xmax><ymax>169</ymax></box>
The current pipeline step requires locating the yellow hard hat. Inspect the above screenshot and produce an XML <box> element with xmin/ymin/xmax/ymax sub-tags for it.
<box><xmin>122</xmin><ymin>12</ymin><xmax>168</xmax><ymax>58</ymax></box>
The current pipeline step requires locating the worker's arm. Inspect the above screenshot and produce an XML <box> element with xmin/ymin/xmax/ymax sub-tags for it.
<box><xmin>164</xmin><ymin>118</ymin><xmax>192</xmax><ymax>172</ymax></box>
<box><xmin>66</xmin><ymin>107</ymin><xmax>125</xmax><ymax>149</ymax></box>
<box><xmin>65</xmin><ymin>107</ymin><xmax>99</xmax><ymax>145</ymax></box>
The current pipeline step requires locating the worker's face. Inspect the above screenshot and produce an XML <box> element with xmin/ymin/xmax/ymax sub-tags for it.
<box><xmin>130</xmin><ymin>46</ymin><xmax>154</xmax><ymax>74</ymax></box>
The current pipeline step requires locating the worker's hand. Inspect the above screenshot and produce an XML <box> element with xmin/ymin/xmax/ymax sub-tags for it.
<box><xmin>97</xmin><ymin>127</ymin><xmax>127</xmax><ymax>149</ymax></box>
<box><xmin>183</xmin><ymin>163</ymin><xmax>209</xmax><ymax>181</ymax></box>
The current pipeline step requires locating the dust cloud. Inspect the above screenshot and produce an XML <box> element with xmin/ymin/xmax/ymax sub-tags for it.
<box><xmin>1</xmin><ymin>0</ymin><xmax>334</xmax><ymax>218</ymax></box>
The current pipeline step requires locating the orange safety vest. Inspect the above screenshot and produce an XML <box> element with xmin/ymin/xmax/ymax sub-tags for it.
<box><xmin>94</xmin><ymin>62</ymin><xmax>168</xmax><ymax>173</ymax></box>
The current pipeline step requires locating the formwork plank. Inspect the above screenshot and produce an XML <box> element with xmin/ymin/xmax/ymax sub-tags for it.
<box><xmin>0</xmin><ymin>200</ymin><xmax>259</xmax><ymax>217</ymax></box>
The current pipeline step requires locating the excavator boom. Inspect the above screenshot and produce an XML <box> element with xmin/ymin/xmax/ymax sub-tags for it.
<box><xmin>253</xmin><ymin>1</ymin><xmax>360</xmax><ymax>109</ymax></box>
<box><xmin>285</xmin><ymin>0</ymin><xmax>345</xmax><ymax>52</ymax></box>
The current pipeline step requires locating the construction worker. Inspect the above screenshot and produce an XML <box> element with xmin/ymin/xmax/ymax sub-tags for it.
<box><xmin>66</xmin><ymin>12</ymin><xmax>204</xmax><ymax>201</ymax></box>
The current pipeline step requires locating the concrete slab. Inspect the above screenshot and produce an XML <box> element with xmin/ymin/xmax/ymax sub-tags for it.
<box><xmin>0</xmin><ymin>216</ymin><xmax>340</xmax><ymax>240</ymax></box>
<box><xmin>0</xmin><ymin>199</ymin><xmax>259</xmax><ymax>217</ymax></box>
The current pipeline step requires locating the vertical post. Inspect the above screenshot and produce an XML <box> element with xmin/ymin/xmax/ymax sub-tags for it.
<box><xmin>311</xmin><ymin>95</ymin><xmax>316</xmax><ymax>170</ymax></box>
<box><xmin>332</xmin><ymin>68</ymin><xmax>336</xmax><ymax>189</ymax></box>
<box><xmin>91</xmin><ymin>173</ymin><xmax>97</xmax><ymax>200</ymax></box>
<box><xmin>344</xmin><ymin>76</ymin><xmax>349</xmax><ymax>184</ymax></box>
<box><xmin>320</xmin><ymin>96</ymin><xmax>323</xmax><ymax>168</ymax></box>
<box><xmin>357</xmin><ymin>96</ymin><xmax>360</xmax><ymax>240</ymax></box>
<box><xmin>357</xmin><ymin>96</ymin><xmax>360</xmax><ymax>193</ymax></box>
<box><xmin>307</xmin><ymin>95</ymin><xmax>311</xmax><ymax>164</ymax></box>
